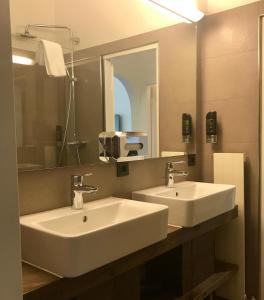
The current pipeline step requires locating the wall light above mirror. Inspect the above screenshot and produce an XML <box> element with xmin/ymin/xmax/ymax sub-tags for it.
<box><xmin>10</xmin><ymin>0</ymin><xmax>198</xmax><ymax>171</ymax></box>
<box><xmin>148</xmin><ymin>0</ymin><xmax>204</xmax><ymax>23</ymax></box>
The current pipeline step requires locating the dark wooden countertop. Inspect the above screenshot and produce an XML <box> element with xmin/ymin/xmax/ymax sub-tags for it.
<box><xmin>22</xmin><ymin>206</ymin><xmax>238</xmax><ymax>300</ymax></box>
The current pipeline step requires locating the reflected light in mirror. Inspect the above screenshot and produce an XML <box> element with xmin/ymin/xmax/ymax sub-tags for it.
<box><xmin>148</xmin><ymin>0</ymin><xmax>204</xmax><ymax>23</ymax></box>
<box><xmin>12</xmin><ymin>55</ymin><xmax>35</xmax><ymax>66</ymax></box>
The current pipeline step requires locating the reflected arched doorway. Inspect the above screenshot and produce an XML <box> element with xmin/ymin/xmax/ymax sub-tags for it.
<box><xmin>114</xmin><ymin>77</ymin><xmax>132</xmax><ymax>132</ymax></box>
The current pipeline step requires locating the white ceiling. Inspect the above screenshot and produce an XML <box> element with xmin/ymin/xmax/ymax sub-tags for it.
<box><xmin>10</xmin><ymin>0</ymin><xmax>261</xmax><ymax>51</ymax></box>
<box><xmin>205</xmin><ymin>0</ymin><xmax>260</xmax><ymax>14</ymax></box>
<box><xmin>54</xmin><ymin>0</ymin><xmax>261</xmax><ymax>49</ymax></box>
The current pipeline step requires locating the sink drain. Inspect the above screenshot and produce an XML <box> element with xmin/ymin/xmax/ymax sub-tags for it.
<box><xmin>175</xmin><ymin>192</ymin><xmax>179</xmax><ymax>197</ymax></box>
<box><xmin>83</xmin><ymin>216</ymin><xmax>88</xmax><ymax>222</ymax></box>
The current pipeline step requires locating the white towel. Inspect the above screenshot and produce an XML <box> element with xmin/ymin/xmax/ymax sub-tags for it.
<box><xmin>35</xmin><ymin>39</ymin><xmax>67</xmax><ymax>77</ymax></box>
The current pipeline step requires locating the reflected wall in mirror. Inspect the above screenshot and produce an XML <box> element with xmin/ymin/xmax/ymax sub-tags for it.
<box><xmin>10</xmin><ymin>0</ymin><xmax>197</xmax><ymax>171</ymax></box>
<box><xmin>13</xmin><ymin>55</ymin><xmax>103</xmax><ymax>171</ymax></box>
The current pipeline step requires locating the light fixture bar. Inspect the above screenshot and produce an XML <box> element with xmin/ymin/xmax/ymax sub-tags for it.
<box><xmin>149</xmin><ymin>0</ymin><xmax>204</xmax><ymax>23</ymax></box>
<box><xmin>149</xmin><ymin>0</ymin><xmax>193</xmax><ymax>23</ymax></box>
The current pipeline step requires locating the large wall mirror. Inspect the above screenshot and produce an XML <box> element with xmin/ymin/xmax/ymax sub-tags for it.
<box><xmin>10</xmin><ymin>0</ymin><xmax>197</xmax><ymax>171</ymax></box>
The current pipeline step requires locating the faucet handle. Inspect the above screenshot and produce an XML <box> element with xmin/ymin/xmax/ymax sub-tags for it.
<box><xmin>167</xmin><ymin>161</ymin><xmax>187</xmax><ymax>170</ymax></box>
<box><xmin>172</xmin><ymin>161</ymin><xmax>186</xmax><ymax>165</ymax></box>
<box><xmin>72</xmin><ymin>173</ymin><xmax>93</xmax><ymax>186</ymax></box>
<box><xmin>81</xmin><ymin>173</ymin><xmax>93</xmax><ymax>185</ymax></box>
<box><xmin>82</xmin><ymin>172</ymin><xmax>93</xmax><ymax>178</ymax></box>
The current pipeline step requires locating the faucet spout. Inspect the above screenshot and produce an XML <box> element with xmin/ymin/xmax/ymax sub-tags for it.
<box><xmin>165</xmin><ymin>161</ymin><xmax>188</xmax><ymax>188</ymax></box>
<box><xmin>174</xmin><ymin>170</ymin><xmax>189</xmax><ymax>177</ymax></box>
<box><xmin>74</xmin><ymin>185</ymin><xmax>99</xmax><ymax>193</ymax></box>
<box><xmin>71</xmin><ymin>174</ymin><xmax>99</xmax><ymax>210</ymax></box>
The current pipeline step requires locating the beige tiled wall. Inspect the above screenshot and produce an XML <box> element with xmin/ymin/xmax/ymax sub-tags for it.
<box><xmin>199</xmin><ymin>2</ymin><xmax>261</xmax><ymax>297</ymax></box>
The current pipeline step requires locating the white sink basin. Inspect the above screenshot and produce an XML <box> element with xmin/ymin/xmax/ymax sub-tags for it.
<box><xmin>20</xmin><ymin>197</ymin><xmax>168</xmax><ymax>277</ymax></box>
<box><xmin>133</xmin><ymin>181</ymin><xmax>235</xmax><ymax>227</ymax></box>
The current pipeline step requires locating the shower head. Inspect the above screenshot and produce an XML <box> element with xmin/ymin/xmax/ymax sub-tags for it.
<box><xmin>19</xmin><ymin>30</ymin><xmax>37</xmax><ymax>39</ymax></box>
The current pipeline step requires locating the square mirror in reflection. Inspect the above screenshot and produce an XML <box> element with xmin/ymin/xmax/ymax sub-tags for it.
<box><xmin>103</xmin><ymin>44</ymin><xmax>159</xmax><ymax>158</ymax></box>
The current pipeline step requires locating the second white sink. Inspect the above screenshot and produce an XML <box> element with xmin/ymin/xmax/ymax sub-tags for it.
<box><xmin>133</xmin><ymin>181</ymin><xmax>236</xmax><ymax>227</ymax></box>
<box><xmin>20</xmin><ymin>197</ymin><xmax>168</xmax><ymax>277</ymax></box>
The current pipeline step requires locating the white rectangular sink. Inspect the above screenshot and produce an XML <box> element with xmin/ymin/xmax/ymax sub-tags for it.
<box><xmin>20</xmin><ymin>197</ymin><xmax>168</xmax><ymax>278</ymax></box>
<box><xmin>133</xmin><ymin>181</ymin><xmax>235</xmax><ymax>227</ymax></box>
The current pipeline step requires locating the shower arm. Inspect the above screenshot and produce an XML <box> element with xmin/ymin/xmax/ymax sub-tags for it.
<box><xmin>24</xmin><ymin>24</ymin><xmax>80</xmax><ymax>46</ymax></box>
<box><xmin>25</xmin><ymin>24</ymin><xmax>73</xmax><ymax>38</ymax></box>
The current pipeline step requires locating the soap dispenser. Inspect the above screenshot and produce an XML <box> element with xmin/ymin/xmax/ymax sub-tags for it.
<box><xmin>206</xmin><ymin>111</ymin><xmax>218</xmax><ymax>143</ymax></box>
<box><xmin>182</xmin><ymin>113</ymin><xmax>192</xmax><ymax>143</ymax></box>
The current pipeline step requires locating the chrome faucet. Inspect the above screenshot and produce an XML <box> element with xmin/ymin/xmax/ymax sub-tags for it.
<box><xmin>71</xmin><ymin>173</ymin><xmax>99</xmax><ymax>210</ymax></box>
<box><xmin>165</xmin><ymin>161</ymin><xmax>188</xmax><ymax>188</ymax></box>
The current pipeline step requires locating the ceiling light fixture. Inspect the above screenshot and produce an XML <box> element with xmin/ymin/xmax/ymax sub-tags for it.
<box><xmin>148</xmin><ymin>0</ymin><xmax>204</xmax><ymax>23</ymax></box>
<box><xmin>12</xmin><ymin>55</ymin><xmax>35</xmax><ymax>66</ymax></box>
